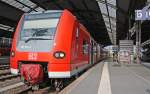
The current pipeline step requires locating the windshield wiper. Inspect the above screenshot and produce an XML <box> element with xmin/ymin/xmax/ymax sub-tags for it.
<box><xmin>25</xmin><ymin>37</ymin><xmax>52</xmax><ymax>43</ymax></box>
<box><xmin>32</xmin><ymin>29</ymin><xmax>48</xmax><ymax>37</ymax></box>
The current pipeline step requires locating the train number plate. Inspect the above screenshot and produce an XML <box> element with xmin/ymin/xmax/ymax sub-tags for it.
<box><xmin>28</xmin><ymin>53</ymin><xmax>37</xmax><ymax>60</ymax></box>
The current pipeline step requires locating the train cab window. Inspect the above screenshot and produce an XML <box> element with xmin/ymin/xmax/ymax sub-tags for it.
<box><xmin>82</xmin><ymin>40</ymin><xmax>88</xmax><ymax>55</ymax></box>
<box><xmin>21</xmin><ymin>19</ymin><xmax>58</xmax><ymax>41</ymax></box>
<box><xmin>20</xmin><ymin>12</ymin><xmax>62</xmax><ymax>41</ymax></box>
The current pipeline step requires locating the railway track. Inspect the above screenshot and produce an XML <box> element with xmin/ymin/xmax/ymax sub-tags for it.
<box><xmin>0</xmin><ymin>71</ymin><xmax>21</xmax><ymax>88</ymax></box>
<box><xmin>19</xmin><ymin>86</ymin><xmax>58</xmax><ymax>94</ymax></box>
<box><xmin>0</xmin><ymin>63</ymin><xmax>9</xmax><ymax>65</ymax></box>
<box><xmin>17</xmin><ymin>79</ymin><xmax>73</xmax><ymax>94</ymax></box>
<box><xmin>0</xmin><ymin>63</ymin><xmax>9</xmax><ymax>70</ymax></box>
<box><xmin>0</xmin><ymin>82</ymin><xmax>58</xmax><ymax>94</ymax></box>
<box><xmin>0</xmin><ymin>71</ymin><xmax>89</xmax><ymax>94</ymax></box>
<box><xmin>0</xmin><ymin>70</ymin><xmax>29</xmax><ymax>94</ymax></box>
<box><xmin>0</xmin><ymin>82</ymin><xmax>31</xmax><ymax>94</ymax></box>
<box><xmin>0</xmin><ymin>76</ymin><xmax>76</xmax><ymax>94</ymax></box>
<box><xmin>0</xmin><ymin>62</ymin><xmax>21</xmax><ymax>88</ymax></box>
<box><xmin>0</xmin><ymin>66</ymin><xmax>91</xmax><ymax>94</ymax></box>
<box><xmin>0</xmin><ymin>71</ymin><xmax>10</xmax><ymax>76</ymax></box>
<box><xmin>0</xmin><ymin>62</ymin><xmax>91</xmax><ymax>94</ymax></box>
<box><xmin>0</xmin><ymin>74</ymin><xmax>18</xmax><ymax>81</ymax></box>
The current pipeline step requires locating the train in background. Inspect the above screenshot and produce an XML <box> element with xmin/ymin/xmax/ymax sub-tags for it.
<box><xmin>10</xmin><ymin>9</ymin><xmax>107</xmax><ymax>90</ymax></box>
<box><xmin>141</xmin><ymin>45</ymin><xmax>150</xmax><ymax>62</ymax></box>
<box><xmin>0</xmin><ymin>37</ymin><xmax>12</xmax><ymax>56</ymax></box>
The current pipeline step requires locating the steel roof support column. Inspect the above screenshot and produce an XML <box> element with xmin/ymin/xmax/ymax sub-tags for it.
<box><xmin>128</xmin><ymin>11</ymin><xmax>131</xmax><ymax>40</ymax></box>
<box><xmin>135</xmin><ymin>21</ymin><xmax>141</xmax><ymax>64</ymax></box>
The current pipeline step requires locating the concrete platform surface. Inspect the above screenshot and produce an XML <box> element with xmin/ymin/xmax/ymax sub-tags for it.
<box><xmin>59</xmin><ymin>62</ymin><xmax>104</xmax><ymax>94</ymax></box>
<box><xmin>60</xmin><ymin>59</ymin><xmax>150</xmax><ymax>94</ymax></box>
<box><xmin>109</xmin><ymin>62</ymin><xmax>150</xmax><ymax>94</ymax></box>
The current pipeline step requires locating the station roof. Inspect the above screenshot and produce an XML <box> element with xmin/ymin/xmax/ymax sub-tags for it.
<box><xmin>0</xmin><ymin>0</ymin><xmax>113</xmax><ymax>46</ymax></box>
<box><xmin>117</xmin><ymin>0</ymin><xmax>148</xmax><ymax>44</ymax></box>
<box><xmin>0</xmin><ymin>0</ymin><xmax>149</xmax><ymax>46</ymax></box>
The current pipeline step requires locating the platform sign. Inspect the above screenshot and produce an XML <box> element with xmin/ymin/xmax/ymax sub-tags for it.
<box><xmin>119</xmin><ymin>40</ymin><xmax>133</xmax><ymax>52</ymax></box>
<box><xmin>135</xmin><ymin>10</ymin><xmax>150</xmax><ymax>20</ymax></box>
<box><xmin>135</xmin><ymin>4</ymin><xmax>150</xmax><ymax>20</ymax></box>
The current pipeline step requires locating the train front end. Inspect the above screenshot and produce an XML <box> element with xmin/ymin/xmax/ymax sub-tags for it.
<box><xmin>10</xmin><ymin>10</ymin><xmax>73</xmax><ymax>87</ymax></box>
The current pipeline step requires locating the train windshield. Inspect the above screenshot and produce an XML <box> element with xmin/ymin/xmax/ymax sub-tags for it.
<box><xmin>20</xmin><ymin>19</ymin><xmax>58</xmax><ymax>41</ymax></box>
<box><xmin>17</xmin><ymin>11</ymin><xmax>62</xmax><ymax>52</ymax></box>
<box><xmin>20</xmin><ymin>12</ymin><xmax>62</xmax><ymax>41</ymax></box>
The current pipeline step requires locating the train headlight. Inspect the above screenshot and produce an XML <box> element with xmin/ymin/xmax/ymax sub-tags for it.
<box><xmin>55</xmin><ymin>53</ymin><xmax>60</xmax><ymax>58</ymax></box>
<box><xmin>54</xmin><ymin>51</ymin><xmax>65</xmax><ymax>59</ymax></box>
<box><xmin>11</xmin><ymin>51</ymin><xmax>15</xmax><ymax>57</ymax></box>
<box><xmin>60</xmin><ymin>53</ymin><xmax>65</xmax><ymax>58</ymax></box>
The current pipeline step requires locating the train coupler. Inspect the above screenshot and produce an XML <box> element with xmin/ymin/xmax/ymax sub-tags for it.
<box><xmin>20</xmin><ymin>64</ymin><xmax>44</xmax><ymax>85</ymax></box>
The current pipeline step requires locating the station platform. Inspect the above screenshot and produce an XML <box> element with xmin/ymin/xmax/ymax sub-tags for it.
<box><xmin>60</xmin><ymin>59</ymin><xmax>150</xmax><ymax>94</ymax></box>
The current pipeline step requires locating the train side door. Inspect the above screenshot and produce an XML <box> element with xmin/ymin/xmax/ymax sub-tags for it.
<box><xmin>90</xmin><ymin>40</ymin><xmax>94</xmax><ymax>64</ymax></box>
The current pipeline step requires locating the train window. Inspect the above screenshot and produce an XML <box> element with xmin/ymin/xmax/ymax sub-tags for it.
<box><xmin>82</xmin><ymin>40</ymin><xmax>88</xmax><ymax>55</ymax></box>
<box><xmin>93</xmin><ymin>44</ymin><xmax>97</xmax><ymax>53</ymax></box>
<box><xmin>76</xmin><ymin>27</ymin><xmax>79</xmax><ymax>38</ymax></box>
<box><xmin>76</xmin><ymin>27</ymin><xmax>79</xmax><ymax>51</ymax></box>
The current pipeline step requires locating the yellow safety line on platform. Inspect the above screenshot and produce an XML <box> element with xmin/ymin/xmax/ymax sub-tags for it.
<box><xmin>98</xmin><ymin>62</ymin><xmax>112</xmax><ymax>94</ymax></box>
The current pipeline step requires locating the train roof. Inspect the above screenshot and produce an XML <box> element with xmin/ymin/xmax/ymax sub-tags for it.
<box><xmin>24</xmin><ymin>10</ymin><xmax>63</xmax><ymax>15</ymax></box>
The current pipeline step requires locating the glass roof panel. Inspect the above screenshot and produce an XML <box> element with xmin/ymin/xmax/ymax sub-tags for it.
<box><xmin>105</xmin><ymin>23</ymin><xmax>110</xmax><ymax>27</ymax></box>
<box><xmin>19</xmin><ymin>0</ymin><xmax>36</xmax><ymax>8</ymax></box>
<box><xmin>107</xmin><ymin>0</ymin><xmax>116</xmax><ymax>6</ymax></box>
<box><xmin>0</xmin><ymin>0</ymin><xmax>46</xmax><ymax>34</ymax></box>
<box><xmin>111</xmin><ymin>24</ymin><xmax>116</xmax><ymax>29</ymax></box>
<box><xmin>103</xmin><ymin>17</ymin><xmax>109</xmax><ymax>22</ymax></box>
<box><xmin>107</xmin><ymin>28</ymin><xmax>111</xmax><ymax>32</ymax></box>
<box><xmin>0</xmin><ymin>24</ymin><xmax>14</xmax><ymax>32</ymax></box>
<box><xmin>111</xmin><ymin>27</ymin><xmax>116</xmax><ymax>31</ymax></box>
<box><xmin>35</xmin><ymin>7</ymin><xmax>45</xmax><ymax>12</ymax></box>
<box><xmin>98</xmin><ymin>2</ymin><xmax>108</xmax><ymax>14</ymax></box>
<box><xmin>110</xmin><ymin>19</ymin><xmax>116</xmax><ymax>25</ymax></box>
<box><xmin>103</xmin><ymin>16</ymin><xmax>113</xmax><ymax>32</ymax></box>
<box><xmin>108</xmin><ymin>6</ymin><xmax>116</xmax><ymax>18</ymax></box>
<box><xmin>2</xmin><ymin>0</ymin><xmax>30</xmax><ymax>12</ymax></box>
<box><xmin>1</xmin><ymin>0</ymin><xmax>45</xmax><ymax>12</ymax></box>
<box><xmin>97</xmin><ymin>0</ymin><xmax>116</xmax><ymax>44</ymax></box>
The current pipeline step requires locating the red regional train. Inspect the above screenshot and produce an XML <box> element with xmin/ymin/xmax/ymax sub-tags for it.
<box><xmin>10</xmin><ymin>9</ymin><xmax>105</xmax><ymax>90</ymax></box>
